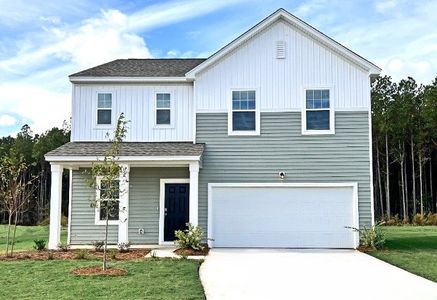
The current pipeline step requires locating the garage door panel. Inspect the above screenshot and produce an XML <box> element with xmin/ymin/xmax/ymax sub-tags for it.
<box><xmin>210</xmin><ymin>185</ymin><xmax>356</xmax><ymax>248</ymax></box>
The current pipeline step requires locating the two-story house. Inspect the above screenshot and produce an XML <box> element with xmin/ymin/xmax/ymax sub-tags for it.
<box><xmin>45</xmin><ymin>8</ymin><xmax>381</xmax><ymax>249</ymax></box>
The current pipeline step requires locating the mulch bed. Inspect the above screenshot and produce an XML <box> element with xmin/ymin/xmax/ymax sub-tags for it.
<box><xmin>174</xmin><ymin>246</ymin><xmax>209</xmax><ymax>256</ymax></box>
<box><xmin>0</xmin><ymin>249</ymin><xmax>150</xmax><ymax>261</ymax></box>
<box><xmin>72</xmin><ymin>266</ymin><xmax>128</xmax><ymax>277</ymax></box>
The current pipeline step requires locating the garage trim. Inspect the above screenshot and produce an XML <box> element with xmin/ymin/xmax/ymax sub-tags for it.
<box><xmin>207</xmin><ymin>182</ymin><xmax>359</xmax><ymax>248</ymax></box>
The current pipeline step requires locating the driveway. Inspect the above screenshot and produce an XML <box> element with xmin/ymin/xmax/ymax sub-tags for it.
<box><xmin>200</xmin><ymin>249</ymin><xmax>437</xmax><ymax>300</ymax></box>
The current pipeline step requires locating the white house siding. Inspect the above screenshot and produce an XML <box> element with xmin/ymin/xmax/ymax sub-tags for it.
<box><xmin>195</xmin><ymin>20</ymin><xmax>370</xmax><ymax>113</ymax></box>
<box><xmin>71</xmin><ymin>83</ymin><xmax>193</xmax><ymax>142</ymax></box>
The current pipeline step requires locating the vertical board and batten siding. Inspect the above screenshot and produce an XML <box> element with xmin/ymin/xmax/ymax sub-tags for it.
<box><xmin>70</xmin><ymin>167</ymin><xmax>188</xmax><ymax>245</ymax></box>
<box><xmin>71</xmin><ymin>83</ymin><xmax>193</xmax><ymax>142</ymax></box>
<box><xmin>195</xmin><ymin>20</ymin><xmax>370</xmax><ymax>112</ymax></box>
<box><xmin>129</xmin><ymin>167</ymin><xmax>188</xmax><ymax>244</ymax></box>
<box><xmin>196</xmin><ymin>112</ymin><xmax>372</xmax><ymax>233</ymax></box>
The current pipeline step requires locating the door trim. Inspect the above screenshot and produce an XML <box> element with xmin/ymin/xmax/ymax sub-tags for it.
<box><xmin>207</xmin><ymin>182</ymin><xmax>359</xmax><ymax>249</ymax></box>
<box><xmin>159</xmin><ymin>178</ymin><xmax>190</xmax><ymax>245</ymax></box>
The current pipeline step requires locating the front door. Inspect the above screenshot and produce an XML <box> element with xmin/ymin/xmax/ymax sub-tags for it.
<box><xmin>164</xmin><ymin>183</ymin><xmax>189</xmax><ymax>241</ymax></box>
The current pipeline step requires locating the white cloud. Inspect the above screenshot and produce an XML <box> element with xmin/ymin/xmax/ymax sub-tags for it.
<box><xmin>0</xmin><ymin>114</ymin><xmax>17</xmax><ymax>126</ymax></box>
<box><xmin>374</xmin><ymin>0</ymin><xmax>398</xmax><ymax>13</ymax></box>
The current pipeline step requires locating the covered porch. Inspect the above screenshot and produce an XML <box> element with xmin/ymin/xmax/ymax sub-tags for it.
<box><xmin>45</xmin><ymin>142</ymin><xmax>204</xmax><ymax>250</ymax></box>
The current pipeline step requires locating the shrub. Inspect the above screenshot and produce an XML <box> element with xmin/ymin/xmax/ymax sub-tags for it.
<box><xmin>33</xmin><ymin>239</ymin><xmax>46</xmax><ymax>251</ymax></box>
<box><xmin>57</xmin><ymin>243</ymin><xmax>70</xmax><ymax>252</ymax></box>
<box><xmin>174</xmin><ymin>223</ymin><xmax>204</xmax><ymax>251</ymax></box>
<box><xmin>412</xmin><ymin>213</ymin><xmax>425</xmax><ymax>226</ymax></box>
<box><xmin>93</xmin><ymin>240</ymin><xmax>105</xmax><ymax>252</ymax></box>
<box><xmin>109</xmin><ymin>250</ymin><xmax>117</xmax><ymax>260</ymax></box>
<box><xmin>47</xmin><ymin>252</ymin><xmax>54</xmax><ymax>260</ymax></box>
<box><xmin>39</xmin><ymin>215</ymin><xmax>68</xmax><ymax>227</ymax></box>
<box><xmin>425</xmin><ymin>213</ymin><xmax>437</xmax><ymax>225</ymax></box>
<box><xmin>75</xmin><ymin>249</ymin><xmax>88</xmax><ymax>260</ymax></box>
<box><xmin>346</xmin><ymin>223</ymin><xmax>385</xmax><ymax>250</ymax></box>
<box><xmin>118</xmin><ymin>242</ymin><xmax>130</xmax><ymax>253</ymax></box>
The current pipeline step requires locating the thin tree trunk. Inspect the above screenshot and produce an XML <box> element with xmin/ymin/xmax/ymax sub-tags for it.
<box><xmin>103</xmin><ymin>213</ymin><xmax>109</xmax><ymax>271</ymax></box>
<box><xmin>6</xmin><ymin>213</ymin><xmax>12</xmax><ymax>256</ymax></box>
<box><xmin>403</xmin><ymin>148</ymin><xmax>409</xmax><ymax>219</ymax></box>
<box><xmin>419</xmin><ymin>154</ymin><xmax>424</xmax><ymax>215</ymax></box>
<box><xmin>401</xmin><ymin>158</ymin><xmax>407</xmax><ymax>221</ymax></box>
<box><xmin>411</xmin><ymin>135</ymin><xmax>416</xmax><ymax>214</ymax></box>
<box><xmin>11</xmin><ymin>210</ymin><xmax>19</xmax><ymax>255</ymax></box>
<box><xmin>376</xmin><ymin>138</ymin><xmax>384</xmax><ymax>218</ymax></box>
<box><xmin>430</xmin><ymin>157</ymin><xmax>434</xmax><ymax>213</ymax></box>
<box><xmin>385</xmin><ymin>134</ymin><xmax>391</xmax><ymax>218</ymax></box>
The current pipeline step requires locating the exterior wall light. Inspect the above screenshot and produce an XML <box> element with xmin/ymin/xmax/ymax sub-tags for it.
<box><xmin>279</xmin><ymin>171</ymin><xmax>286</xmax><ymax>180</ymax></box>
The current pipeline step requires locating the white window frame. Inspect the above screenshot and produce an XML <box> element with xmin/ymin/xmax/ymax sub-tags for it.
<box><xmin>228</xmin><ymin>88</ymin><xmax>260</xmax><ymax>136</ymax></box>
<box><xmin>95</xmin><ymin>92</ymin><xmax>114</xmax><ymax>127</ymax></box>
<box><xmin>154</xmin><ymin>92</ymin><xmax>174</xmax><ymax>128</ymax></box>
<box><xmin>301</xmin><ymin>87</ymin><xmax>335</xmax><ymax>135</ymax></box>
<box><xmin>94</xmin><ymin>176</ymin><xmax>120</xmax><ymax>225</ymax></box>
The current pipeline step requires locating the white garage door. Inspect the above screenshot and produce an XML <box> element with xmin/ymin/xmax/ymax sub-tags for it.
<box><xmin>209</xmin><ymin>184</ymin><xmax>358</xmax><ymax>248</ymax></box>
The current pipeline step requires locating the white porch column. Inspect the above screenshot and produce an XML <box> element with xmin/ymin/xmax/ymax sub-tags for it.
<box><xmin>189</xmin><ymin>161</ymin><xmax>199</xmax><ymax>226</ymax></box>
<box><xmin>118</xmin><ymin>164</ymin><xmax>130</xmax><ymax>244</ymax></box>
<box><xmin>48</xmin><ymin>164</ymin><xmax>63</xmax><ymax>249</ymax></box>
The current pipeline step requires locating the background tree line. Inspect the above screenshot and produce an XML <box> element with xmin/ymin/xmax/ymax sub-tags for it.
<box><xmin>0</xmin><ymin>123</ymin><xmax>70</xmax><ymax>225</ymax></box>
<box><xmin>372</xmin><ymin>76</ymin><xmax>437</xmax><ymax>221</ymax></box>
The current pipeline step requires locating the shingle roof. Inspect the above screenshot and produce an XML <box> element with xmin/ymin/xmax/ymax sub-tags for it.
<box><xmin>45</xmin><ymin>142</ymin><xmax>204</xmax><ymax>157</ymax></box>
<box><xmin>69</xmin><ymin>59</ymin><xmax>206</xmax><ymax>77</ymax></box>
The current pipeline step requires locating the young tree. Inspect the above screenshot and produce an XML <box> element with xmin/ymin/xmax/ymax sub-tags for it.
<box><xmin>87</xmin><ymin>114</ymin><xmax>128</xmax><ymax>270</ymax></box>
<box><xmin>0</xmin><ymin>154</ymin><xmax>36</xmax><ymax>256</ymax></box>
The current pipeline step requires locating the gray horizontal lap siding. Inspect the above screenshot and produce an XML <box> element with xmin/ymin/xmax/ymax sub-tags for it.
<box><xmin>196</xmin><ymin>111</ymin><xmax>371</xmax><ymax>233</ymax></box>
<box><xmin>128</xmin><ymin>167</ymin><xmax>189</xmax><ymax>244</ymax></box>
<box><xmin>70</xmin><ymin>167</ymin><xmax>188</xmax><ymax>245</ymax></box>
<box><xmin>70</xmin><ymin>170</ymin><xmax>118</xmax><ymax>244</ymax></box>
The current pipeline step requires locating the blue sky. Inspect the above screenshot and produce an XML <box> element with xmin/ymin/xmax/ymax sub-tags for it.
<box><xmin>0</xmin><ymin>0</ymin><xmax>436</xmax><ymax>137</ymax></box>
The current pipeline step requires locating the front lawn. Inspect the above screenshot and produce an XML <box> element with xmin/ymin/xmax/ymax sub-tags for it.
<box><xmin>0</xmin><ymin>225</ymin><xmax>67</xmax><ymax>253</ymax></box>
<box><xmin>0</xmin><ymin>259</ymin><xmax>205</xmax><ymax>299</ymax></box>
<box><xmin>369</xmin><ymin>226</ymin><xmax>437</xmax><ymax>282</ymax></box>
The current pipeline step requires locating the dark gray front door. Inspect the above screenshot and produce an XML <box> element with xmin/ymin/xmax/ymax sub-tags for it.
<box><xmin>164</xmin><ymin>183</ymin><xmax>189</xmax><ymax>241</ymax></box>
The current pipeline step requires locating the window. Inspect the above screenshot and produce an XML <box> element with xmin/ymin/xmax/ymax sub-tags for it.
<box><xmin>97</xmin><ymin>93</ymin><xmax>112</xmax><ymax>125</ymax></box>
<box><xmin>156</xmin><ymin>93</ymin><xmax>171</xmax><ymax>125</ymax></box>
<box><xmin>303</xmin><ymin>89</ymin><xmax>334</xmax><ymax>134</ymax></box>
<box><xmin>230</xmin><ymin>90</ymin><xmax>258</xmax><ymax>134</ymax></box>
<box><xmin>95</xmin><ymin>178</ymin><xmax>120</xmax><ymax>224</ymax></box>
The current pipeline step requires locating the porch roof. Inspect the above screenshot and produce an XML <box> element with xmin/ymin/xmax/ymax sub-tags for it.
<box><xmin>45</xmin><ymin>142</ymin><xmax>204</xmax><ymax>162</ymax></box>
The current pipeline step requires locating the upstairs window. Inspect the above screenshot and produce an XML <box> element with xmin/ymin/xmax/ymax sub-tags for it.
<box><xmin>95</xmin><ymin>178</ymin><xmax>119</xmax><ymax>224</ymax></box>
<box><xmin>303</xmin><ymin>89</ymin><xmax>334</xmax><ymax>134</ymax></box>
<box><xmin>230</xmin><ymin>90</ymin><xmax>259</xmax><ymax>135</ymax></box>
<box><xmin>97</xmin><ymin>93</ymin><xmax>112</xmax><ymax>125</ymax></box>
<box><xmin>156</xmin><ymin>93</ymin><xmax>171</xmax><ymax>125</ymax></box>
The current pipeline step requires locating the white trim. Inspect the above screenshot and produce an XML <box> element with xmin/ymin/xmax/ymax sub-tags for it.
<box><xmin>67</xmin><ymin>168</ymin><xmax>73</xmax><ymax>245</ymax></box>
<box><xmin>186</xmin><ymin>9</ymin><xmax>380</xmax><ymax>79</ymax></box>
<box><xmin>196</xmin><ymin>107</ymin><xmax>370</xmax><ymax>113</ymax></box>
<box><xmin>118</xmin><ymin>164</ymin><xmax>130</xmax><ymax>244</ymax></box>
<box><xmin>159</xmin><ymin>178</ymin><xmax>190</xmax><ymax>245</ymax></box>
<box><xmin>207</xmin><ymin>182</ymin><xmax>360</xmax><ymax>249</ymax></box>
<box><xmin>94</xmin><ymin>176</ymin><xmax>120</xmax><ymax>226</ymax></box>
<box><xmin>154</xmin><ymin>92</ymin><xmax>174</xmax><ymax>128</ymax></box>
<box><xmin>189</xmin><ymin>162</ymin><xmax>199</xmax><ymax>226</ymax></box>
<box><xmin>192</xmin><ymin>80</ymin><xmax>197</xmax><ymax>143</ymax></box>
<box><xmin>70</xmin><ymin>76</ymin><xmax>189</xmax><ymax>83</ymax></box>
<box><xmin>95</xmin><ymin>91</ymin><xmax>114</xmax><ymax>128</ymax></box>
<box><xmin>48</xmin><ymin>164</ymin><xmax>63</xmax><ymax>250</ymax></box>
<box><xmin>228</xmin><ymin>88</ymin><xmax>260</xmax><ymax>136</ymax></box>
<box><xmin>368</xmin><ymin>77</ymin><xmax>375</xmax><ymax>226</ymax></box>
<box><xmin>301</xmin><ymin>87</ymin><xmax>335</xmax><ymax>135</ymax></box>
<box><xmin>45</xmin><ymin>155</ymin><xmax>202</xmax><ymax>163</ymax></box>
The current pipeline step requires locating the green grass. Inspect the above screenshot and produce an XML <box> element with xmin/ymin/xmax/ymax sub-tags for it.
<box><xmin>369</xmin><ymin>226</ymin><xmax>437</xmax><ymax>282</ymax></box>
<box><xmin>0</xmin><ymin>225</ymin><xmax>67</xmax><ymax>253</ymax></box>
<box><xmin>0</xmin><ymin>259</ymin><xmax>205</xmax><ymax>299</ymax></box>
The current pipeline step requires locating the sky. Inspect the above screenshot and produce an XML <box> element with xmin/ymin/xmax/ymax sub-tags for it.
<box><xmin>0</xmin><ymin>0</ymin><xmax>436</xmax><ymax>137</ymax></box>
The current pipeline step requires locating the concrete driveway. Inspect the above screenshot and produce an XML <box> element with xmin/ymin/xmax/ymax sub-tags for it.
<box><xmin>200</xmin><ymin>249</ymin><xmax>437</xmax><ymax>300</ymax></box>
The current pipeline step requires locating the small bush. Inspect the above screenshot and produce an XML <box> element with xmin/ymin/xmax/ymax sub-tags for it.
<box><xmin>75</xmin><ymin>249</ymin><xmax>88</xmax><ymax>260</ymax></box>
<box><xmin>38</xmin><ymin>215</ymin><xmax>68</xmax><ymax>227</ymax></box>
<box><xmin>347</xmin><ymin>223</ymin><xmax>385</xmax><ymax>250</ymax></box>
<box><xmin>57</xmin><ymin>243</ymin><xmax>70</xmax><ymax>252</ymax></box>
<box><xmin>33</xmin><ymin>239</ymin><xmax>46</xmax><ymax>251</ymax></box>
<box><xmin>117</xmin><ymin>242</ymin><xmax>130</xmax><ymax>253</ymax></box>
<box><xmin>425</xmin><ymin>212</ymin><xmax>437</xmax><ymax>225</ymax></box>
<box><xmin>93</xmin><ymin>240</ymin><xmax>105</xmax><ymax>252</ymax></box>
<box><xmin>109</xmin><ymin>250</ymin><xmax>117</xmax><ymax>260</ymax></box>
<box><xmin>174</xmin><ymin>223</ymin><xmax>204</xmax><ymax>251</ymax></box>
<box><xmin>412</xmin><ymin>213</ymin><xmax>425</xmax><ymax>226</ymax></box>
<box><xmin>47</xmin><ymin>252</ymin><xmax>54</xmax><ymax>260</ymax></box>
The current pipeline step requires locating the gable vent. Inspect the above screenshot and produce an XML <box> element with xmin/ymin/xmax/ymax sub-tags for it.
<box><xmin>276</xmin><ymin>40</ymin><xmax>286</xmax><ymax>59</ymax></box>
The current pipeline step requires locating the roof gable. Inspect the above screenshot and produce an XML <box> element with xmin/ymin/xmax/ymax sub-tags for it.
<box><xmin>186</xmin><ymin>8</ymin><xmax>381</xmax><ymax>79</ymax></box>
